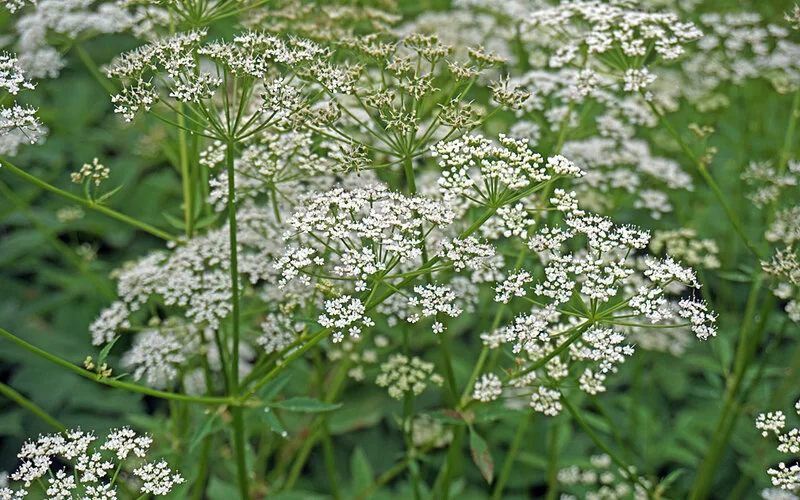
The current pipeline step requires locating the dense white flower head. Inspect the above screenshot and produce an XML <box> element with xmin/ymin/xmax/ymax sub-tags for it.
<box><xmin>757</xmin><ymin>400</ymin><xmax>800</xmax><ymax>493</ymax></box>
<box><xmin>5</xmin><ymin>426</ymin><xmax>182</xmax><ymax>498</ymax></box>
<box><xmin>376</xmin><ymin>354</ymin><xmax>443</xmax><ymax>400</ymax></box>
<box><xmin>521</xmin><ymin>0</ymin><xmax>702</xmax><ymax>86</ymax></box>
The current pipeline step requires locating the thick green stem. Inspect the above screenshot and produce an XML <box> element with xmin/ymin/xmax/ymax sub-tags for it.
<box><xmin>689</xmin><ymin>280</ymin><xmax>771</xmax><ymax>499</ymax></box>
<box><xmin>223</xmin><ymin>139</ymin><xmax>248</xmax><ymax>499</ymax></box>
<box><xmin>545</xmin><ymin>421</ymin><xmax>560</xmax><ymax>500</ymax></box>
<box><xmin>491</xmin><ymin>413</ymin><xmax>533</xmax><ymax>500</ymax></box>
<box><xmin>0</xmin><ymin>326</ymin><xmax>234</xmax><ymax>405</ymax></box>
<box><xmin>0</xmin><ymin>159</ymin><xmax>178</xmax><ymax>242</ymax></box>
<box><xmin>321</xmin><ymin>418</ymin><xmax>341</xmax><ymax>500</ymax></box>
<box><xmin>437</xmin><ymin>426</ymin><xmax>464</xmax><ymax>499</ymax></box>
<box><xmin>231</xmin><ymin>409</ymin><xmax>249</xmax><ymax>499</ymax></box>
<box><xmin>0</xmin><ymin>381</ymin><xmax>65</xmax><ymax>432</ymax></box>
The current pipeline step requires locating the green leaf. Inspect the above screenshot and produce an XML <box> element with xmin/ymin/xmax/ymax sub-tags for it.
<box><xmin>206</xmin><ymin>478</ymin><xmax>240</xmax><ymax>499</ymax></box>
<box><xmin>469</xmin><ymin>427</ymin><xmax>494</xmax><ymax>484</ymax></box>
<box><xmin>261</xmin><ymin>407</ymin><xmax>289</xmax><ymax>438</ymax></box>
<box><xmin>97</xmin><ymin>336</ymin><xmax>120</xmax><ymax>364</ymax></box>
<box><xmin>717</xmin><ymin>271</ymin><xmax>752</xmax><ymax>283</ymax></box>
<box><xmin>0</xmin><ymin>410</ymin><xmax>24</xmax><ymax>436</ymax></box>
<box><xmin>188</xmin><ymin>412</ymin><xmax>220</xmax><ymax>453</ymax></box>
<box><xmin>267</xmin><ymin>397</ymin><xmax>342</xmax><ymax>413</ymax></box>
<box><xmin>162</xmin><ymin>211</ymin><xmax>186</xmax><ymax>230</ymax></box>
<box><xmin>656</xmin><ymin>468</ymin><xmax>685</xmax><ymax>495</ymax></box>
<box><xmin>259</xmin><ymin>371</ymin><xmax>292</xmax><ymax>402</ymax></box>
<box><xmin>473</xmin><ymin>405</ymin><xmax>520</xmax><ymax>423</ymax></box>
<box><xmin>351</xmin><ymin>447</ymin><xmax>374</xmax><ymax>493</ymax></box>
<box><xmin>195</xmin><ymin>211</ymin><xmax>222</xmax><ymax>229</ymax></box>
<box><xmin>97</xmin><ymin>183</ymin><xmax>125</xmax><ymax>203</ymax></box>
<box><xmin>427</xmin><ymin>409</ymin><xmax>468</xmax><ymax>425</ymax></box>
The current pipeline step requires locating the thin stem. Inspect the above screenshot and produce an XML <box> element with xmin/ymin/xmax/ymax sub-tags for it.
<box><xmin>74</xmin><ymin>44</ymin><xmax>117</xmax><ymax>95</ymax></box>
<box><xmin>190</xmin><ymin>432</ymin><xmax>214</xmax><ymax>500</ymax></box>
<box><xmin>0</xmin><ymin>179</ymin><xmax>116</xmax><ymax>300</ymax></box>
<box><xmin>281</xmin><ymin>362</ymin><xmax>350</xmax><ymax>490</ymax></box>
<box><xmin>0</xmin><ymin>381</ymin><xmax>66</xmax><ymax>432</ymax></box>
<box><xmin>0</xmin><ymin>326</ymin><xmax>234</xmax><ymax>405</ymax></box>
<box><xmin>646</xmin><ymin>100</ymin><xmax>761</xmax><ymax>259</ymax></box>
<box><xmin>0</xmin><ymin>159</ymin><xmax>178</xmax><ymax>242</ymax></box>
<box><xmin>356</xmin><ymin>458</ymin><xmax>412</xmax><ymax>499</ymax></box>
<box><xmin>562</xmin><ymin>396</ymin><xmax>653</xmax><ymax>496</ymax></box>
<box><xmin>491</xmin><ymin>413</ymin><xmax>533</xmax><ymax>500</ymax></box>
<box><xmin>177</xmin><ymin>107</ymin><xmax>194</xmax><ymax>237</ymax></box>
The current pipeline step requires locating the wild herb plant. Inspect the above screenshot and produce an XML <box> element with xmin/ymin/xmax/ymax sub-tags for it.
<box><xmin>0</xmin><ymin>0</ymin><xmax>799</xmax><ymax>499</ymax></box>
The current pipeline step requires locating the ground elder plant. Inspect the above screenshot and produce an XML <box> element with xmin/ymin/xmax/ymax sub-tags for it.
<box><xmin>1</xmin><ymin>0</ymin><xmax>800</xmax><ymax>498</ymax></box>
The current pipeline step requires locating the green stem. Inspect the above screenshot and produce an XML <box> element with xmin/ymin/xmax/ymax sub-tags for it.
<box><xmin>562</xmin><ymin>396</ymin><xmax>653</xmax><ymax>495</ymax></box>
<box><xmin>231</xmin><ymin>409</ymin><xmax>249</xmax><ymax>499</ymax></box>
<box><xmin>321</xmin><ymin>418</ymin><xmax>341</xmax><ymax>500</ymax></box>
<box><xmin>0</xmin><ymin>159</ymin><xmax>178</xmax><ymax>242</ymax></box>
<box><xmin>491</xmin><ymin>413</ymin><xmax>533</xmax><ymax>500</ymax></box>
<box><xmin>178</xmin><ymin>108</ymin><xmax>194</xmax><ymax>237</ymax></box>
<box><xmin>357</xmin><ymin>458</ymin><xmax>413</xmax><ymax>499</ymax></box>
<box><xmin>224</xmin><ymin>139</ymin><xmax>248</xmax><ymax>499</ymax></box>
<box><xmin>646</xmin><ymin>101</ymin><xmax>761</xmax><ymax>259</ymax></box>
<box><xmin>314</xmin><ymin>349</ymin><xmax>341</xmax><ymax>499</ymax></box>
<box><xmin>191</xmin><ymin>434</ymin><xmax>214</xmax><ymax>500</ymax></box>
<box><xmin>0</xmin><ymin>381</ymin><xmax>65</xmax><ymax>432</ymax></box>
<box><xmin>545</xmin><ymin>421</ymin><xmax>560</xmax><ymax>500</ymax></box>
<box><xmin>0</xmin><ymin>326</ymin><xmax>233</xmax><ymax>405</ymax></box>
<box><xmin>282</xmin><ymin>363</ymin><xmax>350</xmax><ymax>490</ymax></box>
<box><xmin>74</xmin><ymin>44</ymin><xmax>118</xmax><ymax>95</ymax></box>
<box><xmin>690</xmin><ymin>280</ymin><xmax>772</xmax><ymax>500</ymax></box>
<box><xmin>241</xmin><ymin>327</ymin><xmax>331</xmax><ymax>400</ymax></box>
<box><xmin>0</xmin><ymin>179</ymin><xmax>115</xmax><ymax>300</ymax></box>
<box><xmin>437</xmin><ymin>426</ymin><xmax>463</xmax><ymax>499</ymax></box>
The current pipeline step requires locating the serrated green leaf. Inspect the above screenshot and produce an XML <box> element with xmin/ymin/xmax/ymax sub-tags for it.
<box><xmin>267</xmin><ymin>397</ymin><xmax>342</xmax><ymax>413</ymax></box>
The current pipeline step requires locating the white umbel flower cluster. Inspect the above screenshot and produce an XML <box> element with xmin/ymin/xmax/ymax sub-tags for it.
<box><xmin>2</xmin><ymin>427</ymin><xmax>183</xmax><ymax>499</ymax></box>
<box><xmin>277</xmin><ymin>184</ymin><xmax>457</xmax><ymax>291</ymax></box>
<box><xmin>0</xmin><ymin>52</ymin><xmax>45</xmax><ymax>156</ymax></box>
<box><xmin>757</xmin><ymin>400</ymin><xmax>800</xmax><ymax>493</ymax></box>
<box><xmin>471</xmin><ymin>197</ymin><xmax>714</xmax><ymax>415</ymax></box>
<box><xmin>375</xmin><ymin>354</ymin><xmax>444</xmax><ymax>400</ymax></box>
<box><xmin>521</xmin><ymin>0</ymin><xmax>702</xmax><ymax>90</ymax></box>
<box><xmin>558</xmin><ymin>453</ymin><xmax>651</xmax><ymax>499</ymax></box>
<box><xmin>431</xmin><ymin>134</ymin><xmax>584</xmax><ymax>205</ymax></box>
